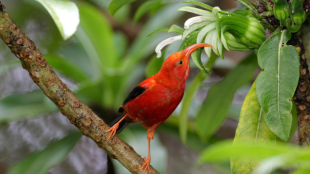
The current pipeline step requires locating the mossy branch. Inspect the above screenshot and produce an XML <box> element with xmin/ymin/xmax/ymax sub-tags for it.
<box><xmin>0</xmin><ymin>2</ymin><xmax>159</xmax><ymax>174</ymax></box>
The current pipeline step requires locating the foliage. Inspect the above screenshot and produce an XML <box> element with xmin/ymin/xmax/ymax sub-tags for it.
<box><xmin>231</xmin><ymin>80</ymin><xmax>279</xmax><ymax>173</ymax></box>
<box><xmin>195</xmin><ymin>52</ymin><xmax>258</xmax><ymax>141</ymax></box>
<box><xmin>7</xmin><ymin>132</ymin><xmax>82</xmax><ymax>174</ymax></box>
<box><xmin>199</xmin><ymin>139</ymin><xmax>310</xmax><ymax>174</ymax></box>
<box><xmin>256</xmin><ymin>30</ymin><xmax>299</xmax><ymax>141</ymax></box>
<box><xmin>36</xmin><ymin>0</ymin><xmax>79</xmax><ymax>40</ymax></box>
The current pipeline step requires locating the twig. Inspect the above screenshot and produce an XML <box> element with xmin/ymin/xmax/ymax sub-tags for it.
<box><xmin>0</xmin><ymin>2</ymin><xmax>159</xmax><ymax>174</ymax></box>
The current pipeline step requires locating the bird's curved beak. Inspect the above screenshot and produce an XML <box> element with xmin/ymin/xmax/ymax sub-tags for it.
<box><xmin>183</xmin><ymin>43</ymin><xmax>212</xmax><ymax>58</ymax></box>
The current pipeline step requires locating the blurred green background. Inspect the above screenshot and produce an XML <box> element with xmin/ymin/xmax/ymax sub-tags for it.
<box><xmin>0</xmin><ymin>0</ymin><xmax>271</xmax><ymax>174</ymax></box>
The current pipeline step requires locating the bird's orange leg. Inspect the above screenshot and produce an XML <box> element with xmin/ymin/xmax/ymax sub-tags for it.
<box><xmin>105</xmin><ymin>114</ymin><xmax>127</xmax><ymax>140</ymax></box>
<box><xmin>139</xmin><ymin>126</ymin><xmax>157</xmax><ymax>174</ymax></box>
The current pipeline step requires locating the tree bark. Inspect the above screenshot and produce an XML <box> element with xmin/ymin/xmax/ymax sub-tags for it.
<box><xmin>0</xmin><ymin>2</ymin><xmax>159</xmax><ymax>174</ymax></box>
<box><xmin>290</xmin><ymin>33</ymin><xmax>310</xmax><ymax>146</ymax></box>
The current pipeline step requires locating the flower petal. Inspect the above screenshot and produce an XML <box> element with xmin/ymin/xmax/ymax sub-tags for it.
<box><xmin>217</xmin><ymin>37</ymin><xmax>223</xmax><ymax>58</ymax></box>
<box><xmin>155</xmin><ymin>35</ymin><xmax>182</xmax><ymax>58</ymax></box>
<box><xmin>184</xmin><ymin>16</ymin><xmax>216</xmax><ymax>29</ymax></box>
<box><xmin>182</xmin><ymin>21</ymin><xmax>211</xmax><ymax>40</ymax></box>
<box><xmin>197</xmin><ymin>22</ymin><xmax>216</xmax><ymax>43</ymax></box>
<box><xmin>204</xmin><ymin>29</ymin><xmax>215</xmax><ymax>58</ymax></box>
<box><xmin>211</xmin><ymin>30</ymin><xmax>219</xmax><ymax>55</ymax></box>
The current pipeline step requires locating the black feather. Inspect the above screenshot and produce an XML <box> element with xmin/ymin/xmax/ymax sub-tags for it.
<box><xmin>122</xmin><ymin>86</ymin><xmax>146</xmax><ymax>105</ymax></box>
<box><xmin>109</xmin><ymin>113</ymin><xmax>131</xmax><ymax>134</ymax></box>
<box><xmin>109</xmin><ymin>86</ymin><xmax>145</xmax><ymax>134</ymax></box>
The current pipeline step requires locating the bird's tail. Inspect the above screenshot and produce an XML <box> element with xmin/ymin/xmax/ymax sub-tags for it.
<box><xmin>108</xmin><ymin>113</ymin><xmax>130</xmax><ymax>134</ymax></box>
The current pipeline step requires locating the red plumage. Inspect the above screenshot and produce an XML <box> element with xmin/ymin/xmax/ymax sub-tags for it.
<box><xmin>106</xmin><ymin>43</ymin><xmax>212</xmax><ymax>174</ymax></box>
<box><xmin>125</xmin><ymin>76</ymin><xmax>184</xmax><ymax>128</ymax></box>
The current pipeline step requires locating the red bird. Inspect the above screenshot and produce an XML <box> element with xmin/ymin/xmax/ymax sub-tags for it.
<box><xmin>106</xmin><ymin>43</ymin><xmax>212</xmax><ymax>174</ymax></box>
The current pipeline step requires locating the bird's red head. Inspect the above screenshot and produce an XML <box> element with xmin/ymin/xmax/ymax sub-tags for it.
<box><xmin>155</xmin><ymin>43</ymin><xmax>212</xmax><ymax>88</ymax></box>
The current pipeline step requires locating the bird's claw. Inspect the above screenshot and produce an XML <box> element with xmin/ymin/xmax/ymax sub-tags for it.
<box><xmin>139</xmin><ymin>157</ymin><xmax>151</xmax><ymax>174</ymax></box>
<box><xmin>105</xmin><ymin>124</ymin><xmax>119</xmax><ymax>141</ymax></box>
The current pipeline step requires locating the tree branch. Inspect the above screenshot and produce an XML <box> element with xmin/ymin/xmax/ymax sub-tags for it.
<box><xmin>0</xmin><ymin>2</ymin><xmax>159</xmax><ymax>174</ymax></box>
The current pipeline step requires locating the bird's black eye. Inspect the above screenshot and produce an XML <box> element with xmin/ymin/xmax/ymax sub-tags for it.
<box><xmin>178</xmin><ymin>60</ymin><xmax>183</xmax><ymax>65</ymax></box>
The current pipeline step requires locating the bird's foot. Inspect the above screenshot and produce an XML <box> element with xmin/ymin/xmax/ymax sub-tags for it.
<box><xmin>105</xmin><ymin>124</ymin><xmax>119</xmax><ymax>140</ymax></box>
<box><xmin>139</xmin><ymin>157</ymin><xmax>151</xmax><ymax>174</ymax></box>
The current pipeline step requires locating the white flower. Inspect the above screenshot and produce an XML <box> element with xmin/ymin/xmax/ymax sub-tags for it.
<box><xmin>155</xmin><ymin>35</ymin><xmax>182</xmax><ymax>58</ymax></box>
<box><xmin>184</xmin><ymin>16</ymin><xmax>216</xmax><ymax>29</ymax></box>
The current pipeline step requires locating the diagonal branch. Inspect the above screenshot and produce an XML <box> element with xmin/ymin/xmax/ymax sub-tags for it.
<box><xmin>0</xmin><ymin>2</ymin><xmax>159</xmax><ymax>174</ymax></box>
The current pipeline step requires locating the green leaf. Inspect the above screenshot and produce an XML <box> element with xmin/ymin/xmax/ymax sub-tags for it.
<box><xmin>290</xmin><ymin>103</ymin><xmax>298</xmax><ymax>140</ymax></box>
<box><xmin>0</xmin><ymin>91</ymin><xmax>57</xmax><ymax>123</ymax></box>
<box><xmin>113</xmin><ymin>31</ymin><xmax>128</xmax><ymax>59</ymax></box>
<box><xmin>147</xmin><ymin>24</ymin><xmax>185</xmax><ymax>37</ymax></box>
<box><xmin>291</xmin><ymin>169</ymin><xmax>310</xmax><ymax>174</ymax></box>
<box><xmin>179</xmin><ymin>55</ymin><xmax>218</xmax><ymax>144</ymax></box>
<box><xmin>195</xmin><ymin>53</ymin><xmax>257</xmax><ymax>141</ymax></box>
<box><xmin>58</xmin><ymin>40</ymin><xmax>96</xmax><ymax>78</ymax></box>
<box><xmin>77</xmin><ymin>3</ymin><xmax>117</xmax><ymax>71</ymax></box>
<box><xmin>183</xmin><ymin>0</ymin><xmax>213</xmax><ymax>11</ymax></box>
<box><xmin>36</xmin><ymin>0</ymin><xmax>79</xmax><ymax>40</ymax></box>
<box><xmin>127</xmin><ymin>2</ymin><xmax>185</xmax><ymax>63</ymax></box>
<box><xmin>254</xmin><ymin>149</ymin><xmax>310</xmax><ymax>174</ymax></box>
<box><xmin>44</xmin><ymin>54</ymin><xmax>88</xmax><ymax>82</ymax></box>
<box><xmin>134</xmin><ymin>0</ymin><xmax>162</xmax><ymax>23</ymax></box>
<box><xmin>231</xmin><ymin>81</ymin><xmax>278</xmax><ymax>174</ymax></box>
<box><xmin>0</xmin><ymin>102</ymin><xmax>52</xmax><ymax>124</ymax></box>
<box><xmin>256</xmin><ymin>30</ymin><xmax>299</xmax><ymax>141</ymax></box>
<box><xmin>75</xmin><ymin>80</ymin><xmax>103</xmax><ymax>105</ymax></box>
<box><xmin>0</xmin><ymin>60</ymin><xmax>20</xmax><ymax>77</ymax></box>
<box><xmin>108</xmin><ymin>0</ymin><xmax>136</xmax><ymax>16</ymax></box>
<box><xmin>145</xmin><ymin>55</ymin><xmax>164</xmax><ymax>78</ymax></box>
<box><xmin>199</xmin><ymin>139</ymin><xmax>310</xmax><ymax>173</ymax></box>
<box><xmin>8</xmin><ymin>132</ymin><xmax>82</xmax><ymax>174</ymax></box>
<box><xmin>147</xmin><ymin>28</ymin><xmax>170</xmax><ymax>37</ymax></box>
<box><xmin>77</xmin><ymin>2</ymin><xmax>120</xmax><ymax>108</ymax></box>
<box><xmin>1</xmin><ymin>90</ymin><xmax>45</xmax><ymax>106</ymax></box>
<box><xmin>112</xmin><ymin>3</ymin><xmax>130</xmax><ymax>23</ymax></box>
<box><xmin>198</xmin><ymin>140</ymin><xmax>292</xmax><ymax>164</ymax></box>
<box><xmin>168</xmin><ymin>24</ymin><xmax>185</xmax><ymax>34</ymax></box>
<box><xmin>191</xmin><ymin>47</ymin><xmax>210</xmax><ymax>74</ymax></box>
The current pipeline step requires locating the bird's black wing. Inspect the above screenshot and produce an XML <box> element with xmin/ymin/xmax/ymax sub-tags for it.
<box><xmin>119</xmin><ymin>86</ymin><xmax>146</xmax><ymax>112</ymax></box>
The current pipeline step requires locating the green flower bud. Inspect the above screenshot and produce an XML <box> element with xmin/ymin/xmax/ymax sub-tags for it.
<box><xmin>273</xmin><ymin>0</ymin><xmax>290</xmax><ymax>21</ymax></box>
<box><xmin>290</xmin><ymin>0</ymin><xmax>306</xmax><ymax>24</ymax></box>
<box><xmin>286</xmin><ymin>18</ymin><xmax>302</xmax><ymax>33</ymax></box>
<box><xmin>156</xmin><ymin>3</ymin><xmax>267</xmax><ymax>59</ymax></box>
<box><xmin>217</xmin><ymin>14</ymin><xmax>265</xmax><ymax>50</ymax></box>
<box><xmin>223</xmin><ymin>32</ymin><xmax>251</xmax><ymax>51</ymax></box>
<box><xmin>291</xmin><ymin>11</ymin><xmax>306</xmax><ymax>24</ymax></box>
